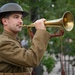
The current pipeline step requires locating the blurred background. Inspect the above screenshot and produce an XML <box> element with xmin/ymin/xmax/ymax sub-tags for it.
<box><xmin>0</xmin><ymin>0</ymin><xmax>75</xmax><ymax>75</ymax></box>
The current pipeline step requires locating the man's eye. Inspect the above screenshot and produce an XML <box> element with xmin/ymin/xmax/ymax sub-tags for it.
<box><xmin>14</xmin><ymin>16</ymin><xmax>19</xmax><ymax>18</ymax></box>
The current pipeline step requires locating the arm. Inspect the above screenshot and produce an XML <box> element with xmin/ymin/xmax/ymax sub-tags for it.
<box><xmin>0</xmin><ymin>30</ymin><xmax>50</xmax><ymax>67</ymax></box>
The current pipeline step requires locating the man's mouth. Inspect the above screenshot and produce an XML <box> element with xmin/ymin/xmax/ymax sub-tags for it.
<box><xmin>17</xmin><ymin>25</ymin><xmax>22</xmax><ymax>28</ymax></box>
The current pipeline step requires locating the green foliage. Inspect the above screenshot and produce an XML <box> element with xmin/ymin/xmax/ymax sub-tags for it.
<box><xmin>42</xmin><ymin>55</ymin><xmax>55</xmax><ymax>73</ymax></box>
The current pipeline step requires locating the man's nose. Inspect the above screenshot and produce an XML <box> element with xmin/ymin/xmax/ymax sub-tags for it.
<box><xmin>19</xmin><ymin>18</ymin><xmax>23</xmax><ymax>24</ymax></box>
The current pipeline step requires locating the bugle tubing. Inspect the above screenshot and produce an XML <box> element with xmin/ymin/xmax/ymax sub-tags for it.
<box><xmin>23</xmin><ymin>11</ymin><xmax>74</xmax><ymax>31</ymax></box>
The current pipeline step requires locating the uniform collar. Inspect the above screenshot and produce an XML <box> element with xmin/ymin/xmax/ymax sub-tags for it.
<box><xmin>2</xmin><ymin>30</ymin><xmax>20</xmax><ymax>42</ymax></box>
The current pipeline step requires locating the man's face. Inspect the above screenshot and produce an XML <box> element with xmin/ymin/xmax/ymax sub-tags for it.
<box><xmin>2</xmin><ymin>13</ymin><xmax>23</xmax><ymax>34</ymax></box>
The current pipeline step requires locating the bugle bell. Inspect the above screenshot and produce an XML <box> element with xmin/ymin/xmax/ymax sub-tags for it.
<box><xmin>22</xmin><ymin>11</ymin><xmax>74</xmax><ymax>31</ymax></box>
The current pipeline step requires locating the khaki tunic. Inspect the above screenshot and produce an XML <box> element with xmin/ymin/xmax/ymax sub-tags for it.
<box><xmin>0</xmin><ymin>30</ymin><xmax>50</xmax><ymax>73</ymax></box>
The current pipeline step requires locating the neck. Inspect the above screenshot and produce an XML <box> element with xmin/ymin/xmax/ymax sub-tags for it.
<box><xmin>4</xmin><ymin>28</ymin><xmax>18</xmax><ymax>37</ymax></box>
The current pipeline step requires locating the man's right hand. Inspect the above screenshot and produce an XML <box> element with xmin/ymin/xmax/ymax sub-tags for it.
<box><xmin>34</xmin><ymin>18</ymin><xmax>46</xmax><ymax>30</ymax></box>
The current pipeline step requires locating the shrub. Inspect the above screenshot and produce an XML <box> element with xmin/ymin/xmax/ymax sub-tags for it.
<box><xmin>42</xmin><ymin>55</ymin><xmax>55</xmax><ymax>73</ymax></box>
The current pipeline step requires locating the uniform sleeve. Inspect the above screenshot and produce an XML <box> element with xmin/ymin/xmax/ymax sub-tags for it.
<box><xmin>0</xmin><ymin>30</ymin><xmax>50</xmax><ymax>67</ymax></box>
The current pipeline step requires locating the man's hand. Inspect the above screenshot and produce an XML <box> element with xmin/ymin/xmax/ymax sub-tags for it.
<box><xmin>34</xmin><ymin>18</ymin><xmax>46</xmax><ymax>30</ymax></box>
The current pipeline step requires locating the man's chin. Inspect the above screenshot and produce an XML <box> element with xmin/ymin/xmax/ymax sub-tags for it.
<box><xmin>17</xmin><ymin>29</ymin><xmax>22</xmax><ymax>32</ymax></box>
<box><xmin>14</xmin><ymin>30</ymin><xmax>21</xmax><ymax>33</ymax></box>
<box><xmin>17</xmin><ymin>30</ymin><xmax>21</xmax><ymax>32</ymax></box>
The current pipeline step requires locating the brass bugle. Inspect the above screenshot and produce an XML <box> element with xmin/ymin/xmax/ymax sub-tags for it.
<box><xmin>22</xmin><ymin>11</ymin><xmax>74</xmax><ymax>31</ymax></box>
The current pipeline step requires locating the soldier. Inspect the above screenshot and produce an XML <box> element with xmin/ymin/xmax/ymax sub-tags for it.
<box><xmin>0</xmin><ymin>3</ymin><xmax>50</xmax><ymax>75</ymax></box>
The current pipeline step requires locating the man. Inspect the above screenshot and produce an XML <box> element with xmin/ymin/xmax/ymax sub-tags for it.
<box><xmin>0</xmin><ymin>3</ymin><xmax>50</xmax><ymax>75</ymax></box>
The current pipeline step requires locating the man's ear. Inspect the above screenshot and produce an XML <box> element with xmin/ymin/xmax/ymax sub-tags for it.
<box><xmin>2</xmin><ymin>18</ymin><xmax>8</xmax><ymax>26</ymax></box>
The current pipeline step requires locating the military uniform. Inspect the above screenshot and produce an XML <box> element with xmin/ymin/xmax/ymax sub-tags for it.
<box><xmin>0</xmin><ymin>29</ymin><xmax>50</xmax><ymax>74</ymax></box>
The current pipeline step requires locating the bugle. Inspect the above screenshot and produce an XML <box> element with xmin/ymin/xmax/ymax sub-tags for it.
<box><xmin>22</xmin><ymin>11</ymin><xmax>74</xmax><ymax>31</ymax></box>
<box><xmin>21</xmin><ymin>11</ymin><xmax>74</xmax><ymax>38</ymax></box>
